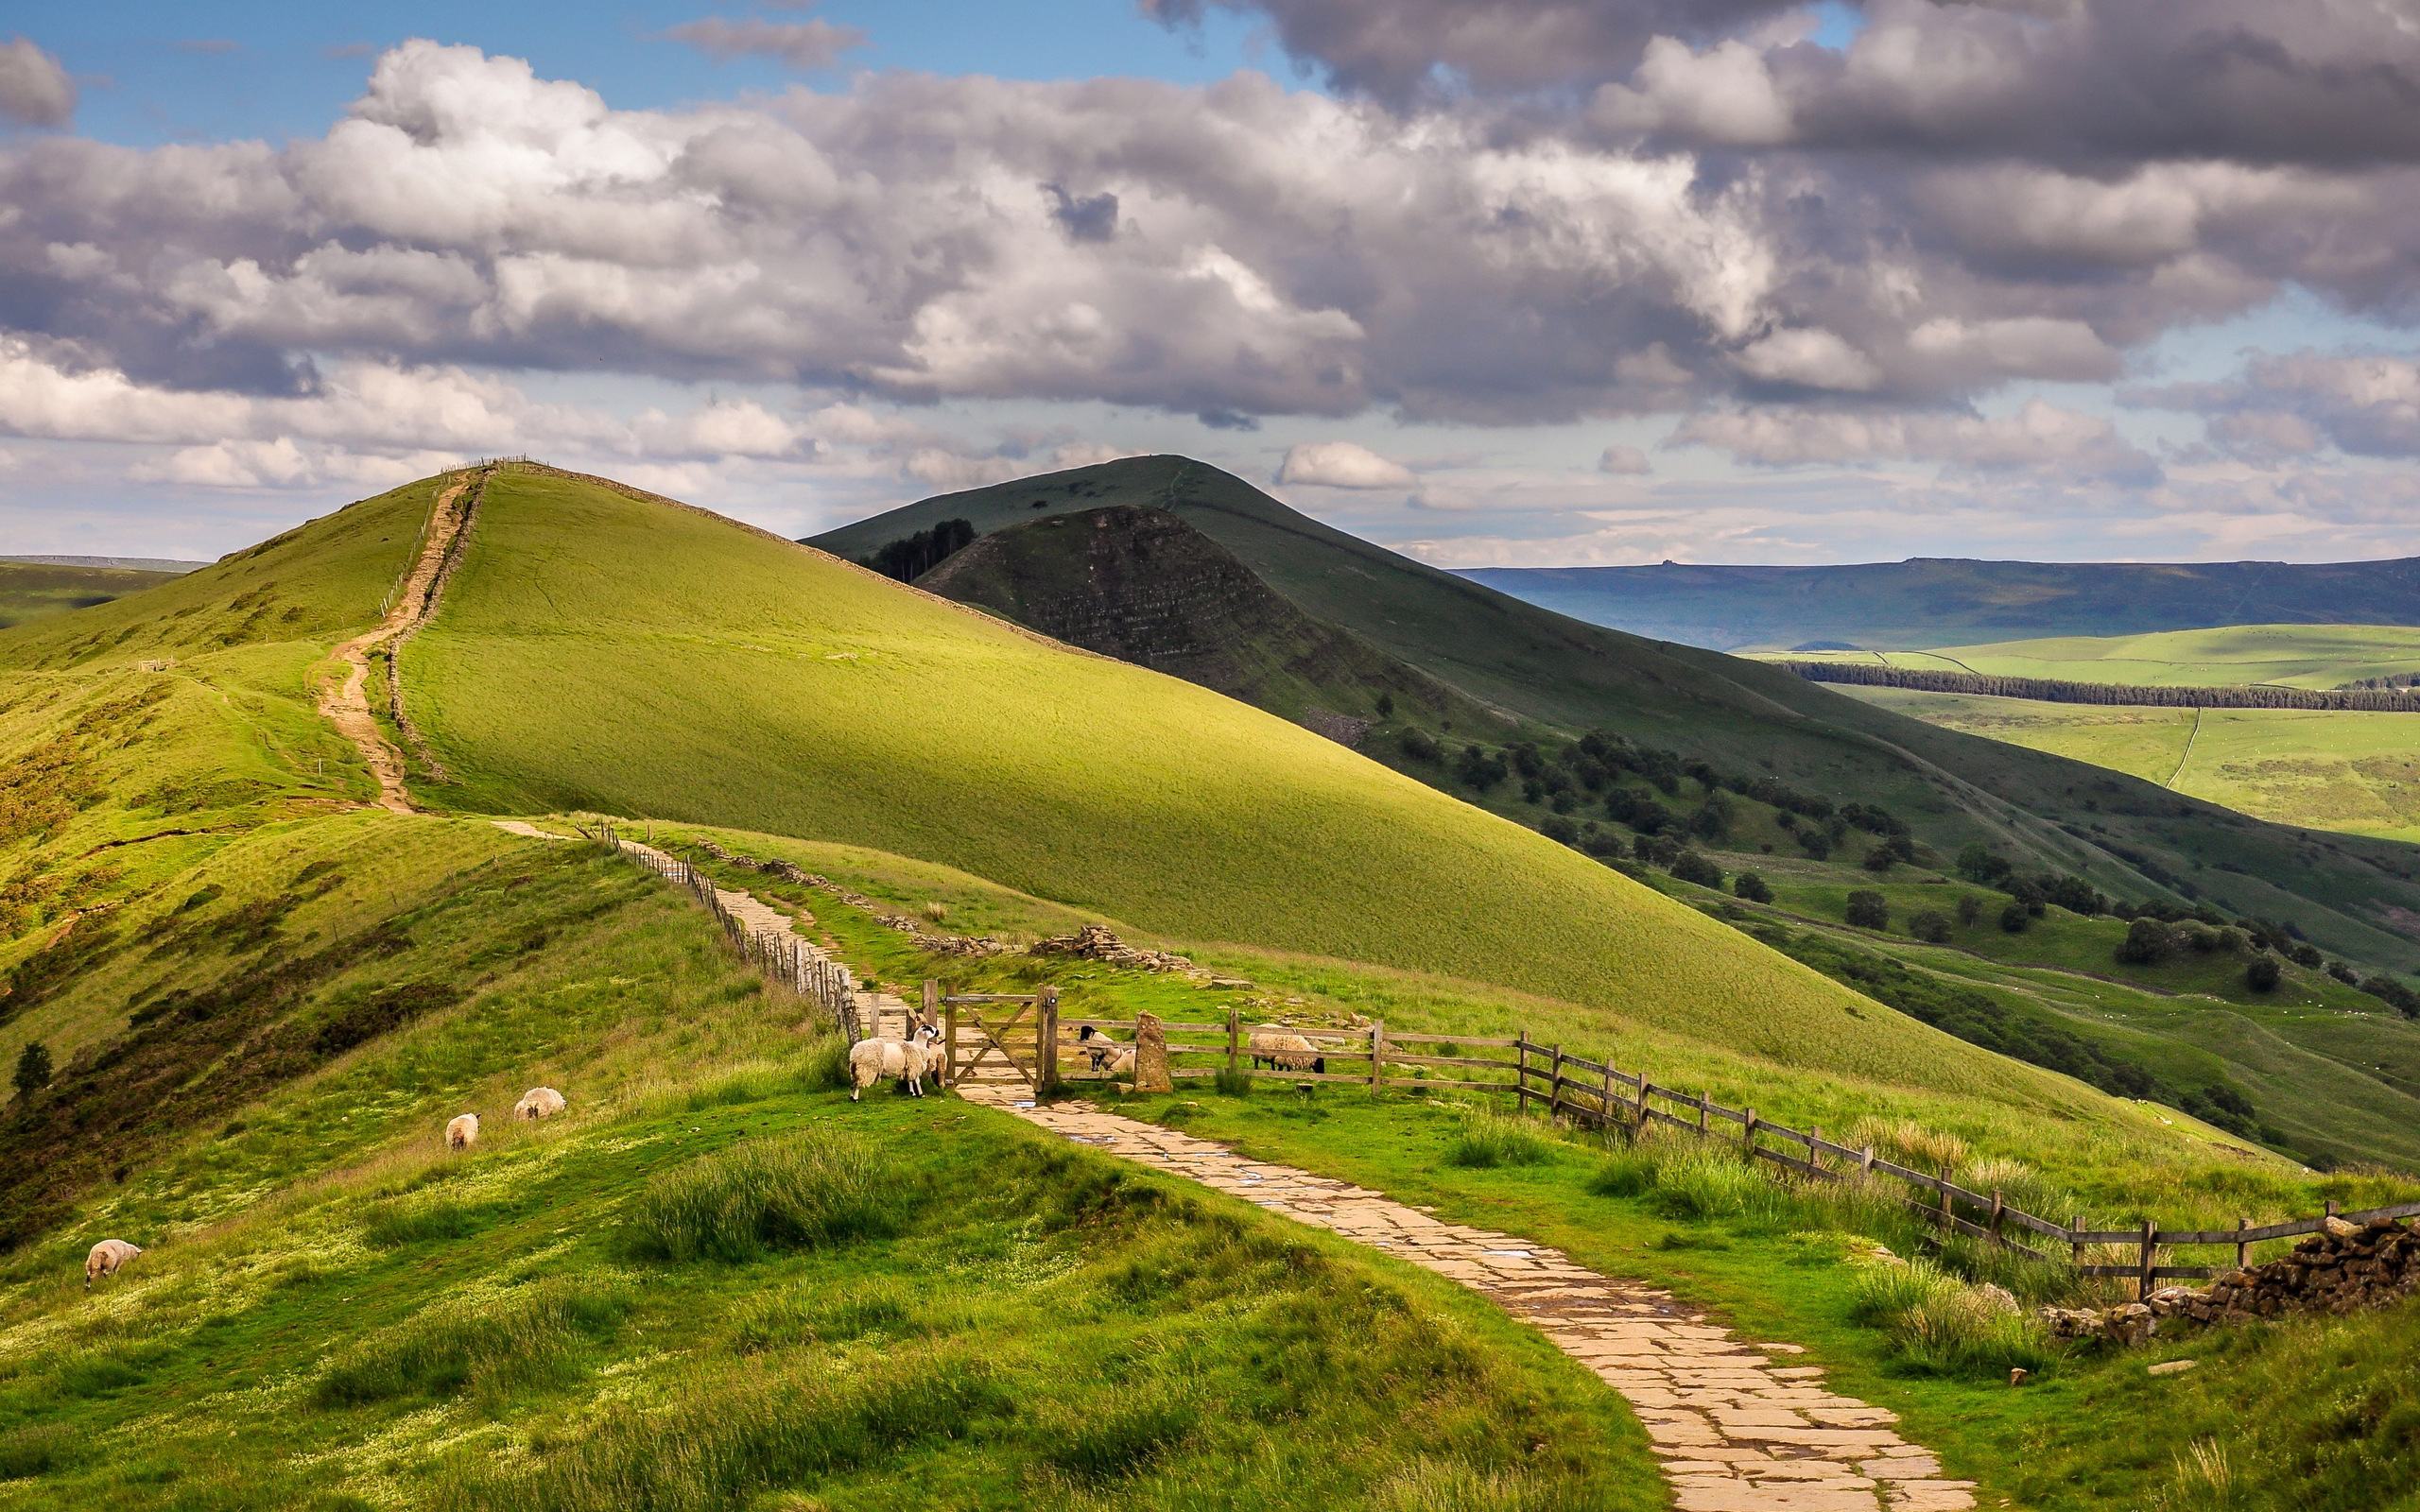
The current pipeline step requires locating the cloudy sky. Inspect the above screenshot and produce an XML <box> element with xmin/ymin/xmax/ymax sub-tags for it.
<box><xmin>6</xmin><ymin>1</ymin><xmax>2420</xmax><ymax>566</ymax></box>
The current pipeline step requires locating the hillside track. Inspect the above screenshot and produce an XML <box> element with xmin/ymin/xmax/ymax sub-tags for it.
<box><xmin>319</xmin><ymin>470</ymin><xmax>483</xmax><ymax>811</ymax></box>
<box><xmin>979</xmin><ymin>1088</ymin><xmax>1979</xmax><ymax>1512</ymax></box>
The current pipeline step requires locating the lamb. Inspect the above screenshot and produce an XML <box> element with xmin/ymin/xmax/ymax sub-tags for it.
<box><xmin>84</xmin><ymin>1239</ymin><xmax>143</xmax><ymax>1287</ymax></box>
<box><xmin>445</xmin><ymin>1112</ymin><xmax>479</xmax><ymax>1151</ymax></box>
<box><xmin>514</xmin><ymin>1087</ymin><xmax>566</xmax><ymax>1122</ymax></box>
<box><xmin>848</xmin><ymin>1022</ymin><xmax>944</xmax><ymax>1101</ymax></box>
<box><xmin>1077</xmin><ymin>1023</ymin><xmax>1135</xmax><ymax>1076</ymax></box>
<box><xmin>1249</xmin><ymin>1026</ymin><xmax>1326</xmax><ymax>1075</ymax></box>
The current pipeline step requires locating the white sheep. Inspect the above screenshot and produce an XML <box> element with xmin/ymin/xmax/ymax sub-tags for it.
<box><xmin>848</xmin><ymin>1022</ymin><xmax>943</xmax><ymax>1101</ymax></box>
<box><xmin>514</xmin><ymin>1087</ymin><xmax>566</xmax><ymax>1122</ymax></box>
<box><xmin>85</xmin><ymin>1239</ymin><xmax>143</xmax><ymax>1288</ymax></box>
<box><xmin>445</xmin><ymin>1112</ymin><xmax>479</xmax><ymax>1151</ymax></box>
<box><xmin>1249</xmin><ymin>1025</ymin><xmax>1326</xmax><ymax>1075</ymax></box>
<box><xmin>1077</xmin><ymin>1024</ymin><xmax>1135</xmax><ymax>1076</ymax></box>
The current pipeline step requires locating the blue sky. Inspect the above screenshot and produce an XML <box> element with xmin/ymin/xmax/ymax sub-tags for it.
<box><xmin>5</xmin><ymin>1</ymin><xmax>2418</xmax><ymax>566</ymax></box>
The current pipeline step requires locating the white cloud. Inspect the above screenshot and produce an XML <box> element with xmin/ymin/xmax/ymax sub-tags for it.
<box><xmin>1731</xmin><ymin>328</ymin><xmax>1883</xmax><ymax>391</ymax></box>
<box><xmin>0</xmin><ymin>37</ymin><xmax>74</xmax><ymax>128</ymax></box>
<box><xmin>1276</xmin><ymin>440</ymin><xmax>1417</xmax><ymax>489</ymax></box>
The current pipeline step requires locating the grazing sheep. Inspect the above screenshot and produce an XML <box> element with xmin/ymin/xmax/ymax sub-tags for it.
<box><xmin>848</xmin><ymin>1022</ymin><xmax>944</xmax><ymax>1101</ymax></box>
<box><xmin>1249</xmin><ymin>1026</ymin><xmax>1326</xmax><ymax>1075</ymax></box>
<box><xmin>445</xmin><ymin>1112</ymin><xmax>479</xmax><ymax>1151</ymax></box>
<box><xmin>84</xmin><ymin>1240</ymin><xmax>143</xmax><ymax>1288</ymax></box>
<box><xmin>1077</xmin><ymin>1023</ymin><xmax>1135</xmax><ymax>1075</ymax></box>
<box><xmin>514</xmin><ymin>1087</ymin><xmax>566</xmax><ymax>1122</ymax></box>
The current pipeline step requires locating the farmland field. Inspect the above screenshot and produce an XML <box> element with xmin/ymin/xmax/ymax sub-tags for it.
<box><xmin>1775</xmin><ymin>623</ymin><xmax>2420</xmax><ymax>690</ymax></box>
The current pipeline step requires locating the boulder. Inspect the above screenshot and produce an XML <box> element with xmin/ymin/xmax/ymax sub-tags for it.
<box><xmin>1132</xmin><ymin>1011</ymin><xmax>1173</xmax><ymax>1093</ymax></box>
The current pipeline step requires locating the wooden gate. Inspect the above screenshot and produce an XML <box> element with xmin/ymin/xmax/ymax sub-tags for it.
<box><xmin>930</xmin><ymin>982</ymin><xmax>1059</xmax><ymax>1093</ymax></box>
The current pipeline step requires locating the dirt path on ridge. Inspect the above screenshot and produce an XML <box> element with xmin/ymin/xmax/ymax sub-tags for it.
<box><xmin>319</xmin><ymin>472</ymin><xmax>479</xmax><ymax>813</ymax></box>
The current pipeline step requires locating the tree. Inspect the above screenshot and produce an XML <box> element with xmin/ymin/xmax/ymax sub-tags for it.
<box><xmin>11</xmin><ymin>1040</ymin><xmax>50</xmax><ymax>1101</ymax></box>
<box><xmin>2244</xmin><ymin>955</ymin><xmax>2283</xmax><ymax>992</ymax></box>
<box><xmin>1909</xmin><ymin>910</ymin><xmax>1954</xmax><ymax>944</ymax></box>
<box><xmin>1733</xmin><ymin>871</ymin><xmax>1773</xmax><ymax>903</ymax></box>
<box><xmin>1845</xmin><ymin>890</ymin><xmax>1889</xmax><ymax>930</ymax></box>
<box><xmin>2118</xmin><ymin>918</ymin><xmax>2177</xmax><ymax>965</ymax></box>
<box><xmin>1670</xmin><ymin>850</ymin><xmax>1724</xmax><ymax>889</ymax></box>
<box><xmin>1374</xmin><ymin>693</ymin><xmax>1394</xmax><ymax>719</ymax></box>
<box><xmin>1998</xmin><ymin>902</ymin><xmax>2031</xmax><ymax>934</ymax></box>
<box><xmin>1956</xmin><ymin>843</ymin><xmax>2014</xmax><ymax>886</ymax></box>
<box><xmin>1955</xmin><ymin>894</ymin><xmax>1984</xmax><ymax>928</ymax></box>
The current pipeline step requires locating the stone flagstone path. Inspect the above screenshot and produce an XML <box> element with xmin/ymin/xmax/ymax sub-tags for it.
<box><xmin>964</xmin><ymin>1085</ymin><xmax>1979</xmax><ymax>1512</ymax></box>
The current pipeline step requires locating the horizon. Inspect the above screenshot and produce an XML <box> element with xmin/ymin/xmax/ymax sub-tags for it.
<box><xmin>8</xmin><ymin>5</ymin><xmax>2420</xmax><ymax>567</ymax></box>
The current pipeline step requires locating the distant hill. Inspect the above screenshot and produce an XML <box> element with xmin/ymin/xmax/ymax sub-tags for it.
<box><xmin>1461</xmin><ymin>558</ymin><xmax>2420</xmax><ymax>653</ymax></box>
<box><xmin>1</xmin><ymin>554</ymin><xmax>205</xmax><ymax>573</ymax></box>
<box><xmin>0</xmin><ymin>558</ymin><xmax>186</xmax><ymax>630</ymax></box>
<box><xmin>812</xmin><ymin>456</ymin><xmax>2420</xmax><ymax>974</ymax></box>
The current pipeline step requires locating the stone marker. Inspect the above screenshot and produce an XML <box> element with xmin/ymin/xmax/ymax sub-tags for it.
<box><xmin>2147</xmin><ymin>1359</ymin><xmax>2198</xmax><ymax>1377</ymax></box>
<box><xmin>1132</xmin><ymin>1011</ymin><xmax>1173</xmax><ymax>1092</ymax></box>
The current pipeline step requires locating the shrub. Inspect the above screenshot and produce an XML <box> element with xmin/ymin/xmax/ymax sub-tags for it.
<box><xmin>1956</xmin><ymin>894</ymin><xmax>1983</xmax><ymax>927</ymax></box>
<box><xmin>1669</xmin><ymin>850</ymin><xmax>1724</xmax><ymax>888</ymax></box>
<box><xmin>10</xmin><ymin>1040</ymin><xmax>48</xmax><ymax>1100</ymax></box>
<box><xmin>1845</xmin><ymin>890</ymin><xmax>1889</xmax><ymax>930</ymax></box>
<box><xmin>2245</xmin><ymin>954</ymin><xmax>2282</xmax><ymax>992</ymax></box>
<box><xmin>2119</xmin><ymin>918</ymin><xmax>2177</xmax><ymax>964</ymax></box>
<box><xmin>1998</xmin><ymin>902</ymin><xmax>2030</xmax><ymax>933</ymax></box>
<box><xmin>1909</xmin><ymin>910</ymin><xmax>1953</xmax><ymax>944</ymax></box>
<box><xmin>626</xmin><ymin>1133</ymin><xmax>907</xmax><ymax>1263</ymax></box>
<box><xmin>1445</xmin><ymin>1111</ymin><xmax>1553</xmax><ymax>1169</ymax></box>
<box><xmin>1733</xmin><ymin>871</ymin><xmax>1772</xmax><ymax>903</ymax></box>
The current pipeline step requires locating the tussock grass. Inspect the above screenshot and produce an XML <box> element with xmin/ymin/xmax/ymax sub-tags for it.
<box><xmin>314</xmin><ymin>1279</ymin><xmax>629</xmax><ymax>1406</ymax></box>
<box><xmin>1848</xmin><ymin>1258</ymin><xmax>2052</xmax><ymax>1379</ymax></box>
<box><xmin>1445</xmin><ymin>1110</ymin><xmax>1554</xmax><ymax>1169</ymax></box>
<box><xmin>624</xmin><ymin>1133</ymin><xmax>907</xmax><ymax>1263</ymax></box>
<box><xmin>1848</xmin><ymin>1116</ymin><xmax>1970</xmax><ymax>1174</ymax></box>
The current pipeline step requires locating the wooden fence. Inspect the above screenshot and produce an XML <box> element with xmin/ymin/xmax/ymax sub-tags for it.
<box><xmin>585</xmin><ymin>822</ymin><xmax>859</xmax><ymax>1038</ymax></box>
<box><xmin>1036</xmin><ymin>1005</ymin><xmax>2420</xmax><ymax>1293</ymax></box>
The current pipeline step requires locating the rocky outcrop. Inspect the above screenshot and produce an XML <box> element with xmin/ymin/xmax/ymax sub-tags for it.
<box><xmin>2041</xmin><ymin>1215</ymin><xmax>2417</xmax><ymax>1343</ymax></box>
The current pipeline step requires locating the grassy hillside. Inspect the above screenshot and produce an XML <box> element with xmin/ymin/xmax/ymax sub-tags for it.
<box><xmin>403</xmin><ymin>467</ymin><xmax>2057</xmax><ymax>1094</ymax></box>
<box><xmin>919</xmin><ymin>503</ymin><xmax>1508</xmax><ymax>741</ymax></box>
<box><xmin>809</xmin><ymin>458</ymin><xmax>2420</xmax><ymax>976</ymax></box>
<box><xmin>1461</xmin><ymin>557</ymin><xmax>2420</xmax><ymax>652</ymax></box>
<box><xmin>0</xmin><ymin>561</ymin><xmax>184</xmax><ymax>631</ymax></box>
<box><xmin>1784</xmin><ymin>624</ymin><xmax>2420</xmax><ymax>691</ymax></box>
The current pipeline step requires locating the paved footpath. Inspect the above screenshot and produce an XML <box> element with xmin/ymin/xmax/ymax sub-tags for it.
<box><xmin>966</xmin><ymin>1086</ymin><xmax>1979</xmax><ymax>1512</ymax></box>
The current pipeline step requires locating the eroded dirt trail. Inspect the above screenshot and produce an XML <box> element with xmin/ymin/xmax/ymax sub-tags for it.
<box><xmin>320</xmin><ymin>472</ymin><xmax>480</xmax><ymax>812</ymax></box>
<box><xmin>970</xmin><ymin>1088</ymin><xmax>1979</xmax><ymax>1512</ymax></box>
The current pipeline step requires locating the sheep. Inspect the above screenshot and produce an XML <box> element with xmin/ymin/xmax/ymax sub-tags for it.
<box><xmin>84</xmin><ymin>1239</ymin><xmax>143</xmax><ymax>1288</ymax></box>
<box><xmin>514</xmin><ymin>1087</ymin><xmax>566</xmax><ymax>1122</ymax></box>
<box><xmin>1249</xmin><ymin>1025</ymin><xmax>1326</xmax><ymax>1075</ymax></box>
<box><xmin>1077</xmin><ymin>1023</ymin><xmax>1135</xmax><ymax>1076</ymax></box>
<box><xmin>848</xmin><ymin>1022</ymin><xmax>944</xmax><ymax>1101</ymax></box>
<box><xmin>445</xmin><ymin>1112</ymin><xmax>479</xmax><ymax>1151</ymax></box>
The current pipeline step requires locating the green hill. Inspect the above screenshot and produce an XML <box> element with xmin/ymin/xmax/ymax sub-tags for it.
<box><xmin>0</xmin><ymin>558</ymin><xmax>186</xmax><ymax>631</ymax></box>
<box><xmin>809</xmin><ymin>457</ymin><xmax>2420</xmax><ymax>976</ymax></box>
<box><xmin>1461</xmin><ymin>557</ymin><xmax>2420</xmax><ymax>653</ymax></box>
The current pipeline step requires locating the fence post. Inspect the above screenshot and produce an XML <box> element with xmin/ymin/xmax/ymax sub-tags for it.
<box><xmin>1861</xmin><ymin>1144</ymin><xmax>1876</xmax><ymax>1175</ymax></box>
<box><xmin>1635</xmin><ymin>1072</ymin><xmax>1651</xmax><ymax>1132</ymax></box>
<box><xmin>942</xmin><ymin>987</ymin><xmax>957</xmax><ymax>1082</ymax></box>
<box><xmin>1600</xmin><ymin>1061</ymin><xmax>1615</xmax><ymax>1130</ymax></box>
<box><xmin>1369</xmin><ymin>1020</ymin><xmax>1386</xmax><ymax>1092</ymax></box>
<box><xmin>1036</xmin><ymin>985</ymin><xmax>1060</xmax><ymax>1094</ymax></box>
<box><xmin>1516</xmin><ymin>1038</ymin><xmax>1530</xmax><ymax>1113</ymax></box>
<box><xmin>923</xmin><ymin>978</ymin><xmax>940</xmax><ymax>1033</ymax></box>
<box><xmin>1698</xmin><ymin>1094</ymin><xmax>1708</xmax><ymax>1139</ymax></box>
<box><xmin>1548</xmin><ymin>1044</ymin><xmax>1564</xmax><ymax>1115</ymax></box>
<box><xmin>1742</xmin><ymin>1107</ymin><xmax>1758</xmax><ymax>1155</ymax></box>
<box><xmin>1939</xmin><ymin>1166</ymin><xmax>1954</xmax><ymax>1229</ymax></box>
<box><xmin>2138</xmin><ymin>1218</ymin><xmax>2157</xmax><ymax>1300</ymax></box>
<box><xmin>2071</xmin><ymin>1214</ymin><xmax>2084</xmax><ymax>1268</ymax></box>
<box><xmin>2235</xmin><ymin>1216</ymin><xmax>2251</xmax><ymax>1271</ymax></box>
<box><xmin>1989</xmin><ymin>1189</ymin><xmax>2005</xmax><ymax>1245</ymax></box>
<box><xmin>1227</xmin><ymin>1005</ymin><xmax>1240</xmax><ymax>1074</ymax></box>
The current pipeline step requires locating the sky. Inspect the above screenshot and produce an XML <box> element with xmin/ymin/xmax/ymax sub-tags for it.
<box><xmin>5</xmin><ymin>2</ymin><xmax>2420</xmax><ymax>567</ymax></box>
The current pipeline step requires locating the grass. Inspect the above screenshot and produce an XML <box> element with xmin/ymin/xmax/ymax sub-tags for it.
<box><xmin>622</xmin><ymin>1131</ymin><xmax>907</xmax><ymax>1262</ymax></box>
<box><xmin>313</xmin><ymin>1277</ymin><xmax>630</xmax><ymax>1406</ymax></box>
<box><xmin>1811</xmin><ymin>624</ymin><xmax>2420</xmax><ymax>691</ymax></box>
<box><xmin>0</xmin><ymin>560</ymin><xmax>182</xmax><ymax>631</ymax></box>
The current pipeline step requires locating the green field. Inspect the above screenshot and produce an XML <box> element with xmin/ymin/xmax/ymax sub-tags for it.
<box><xmin>1784</xmin><ymin>624</ymin><xmax>2420</xmax><ymax>690</ymax></box>
<box><xmin>7</xmin><ymin>464</ymin><xmax>2420</xmax><ymax>1509</ymax></box>
<box><xmin>0</xmin><ymin>560</ymin><xmax>182</xmax><ymax>631</ymax></box>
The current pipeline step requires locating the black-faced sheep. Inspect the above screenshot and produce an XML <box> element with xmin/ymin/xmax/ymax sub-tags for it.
<box><xmin>445</xmin><ymin>1112</ymin><xmax>479</xmax><ymax>1151</ymax></box>
<box><xmin>1077</xmin><ymin>1023</ymin><xmax>1135</xmax><ymax>1075</ymax></box>
<box><xmin>1249</xmin><ymin>1026</ymin><xmax>1325</xmax><ymax>1075</ymax></box>
<box><xmin>85</xmin><ymin>1239</ymin><xmax>143</xmax><ymax>1287</ymax></box>
<box><xmin>849</xmin><ymin>1022</ymin><xmax>943</xmax><ymax>1101</ymax></box>
<box><xmin>514</xmin><ymin>1087</ymin><xmax>566</xmax><ymax>1121</ymax></box>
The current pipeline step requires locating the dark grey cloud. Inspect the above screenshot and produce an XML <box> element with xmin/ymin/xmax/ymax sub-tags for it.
<box><xmin>0</xmin><ymin>37</ymin><xmax>75</xmax><ymax>128</ymax></box>
<box><xmin>2137</xmin><ymin>351</ymin><xmax>2420</xmax><ymax>459</ymax></box>
<box><xmin>1042</xmin><ymin>181</ymin><xmax>1119</xmax><ymax>242</ymax></box>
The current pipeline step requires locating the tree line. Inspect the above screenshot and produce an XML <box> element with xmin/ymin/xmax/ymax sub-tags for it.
<box><xmin>1780</xmin><ymin>660</ymin><xmax>2420</xmax><ymax>712</ymax></box>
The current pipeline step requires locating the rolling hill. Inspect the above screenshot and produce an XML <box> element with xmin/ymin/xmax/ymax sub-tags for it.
<box><xmin>809</xmin><ymin>456</ymin><xmax>2420</xmax><ymax>976</ymax></box>
<box><xmin>0</xmin><ymin>558</ymin><xmax>188</xmax><ymax>630</ymax></box>
<box><xmin>1461</xmin><ymin>558</ymin><xmax>2420</xmax><ymax>654</ymax></box>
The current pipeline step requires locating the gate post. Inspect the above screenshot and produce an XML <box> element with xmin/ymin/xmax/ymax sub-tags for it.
<box><xmin>1226</xmin><ymin>1005</ymin><xmax>1240</xmax><ymax>1074</ymax></box>
<box><xmin>922</xmin><ymin>978</ymin><xmax>939</xmax><ymax>1033</ymax></box>
<box><xmin>937</xmin><ymin>983</ymin><xmax>956</xmax><ymax>1087</ymax></box>
<box><xmin>1368</xmin><ymin>1020</ymin><xmax>1385</xmax><ymax>1092</ymax></box>
<box><xmin>1036</xmin><ymin>985</ymin><xmax>1060</xmax><ymax>1094</ymax></box>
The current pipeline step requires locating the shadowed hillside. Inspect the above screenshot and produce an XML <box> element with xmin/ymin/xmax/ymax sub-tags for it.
<box><xmin>810</xmin><ymin>456</ymin><xmax>2420</xmax><ymax>975</ymax></box>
